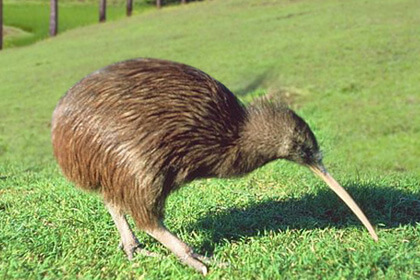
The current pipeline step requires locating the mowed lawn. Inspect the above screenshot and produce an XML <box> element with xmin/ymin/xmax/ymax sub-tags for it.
<box><xmin>0</xmin><ymin>0</ymin><xmax>419</xmax><ymax>279</ymax></box>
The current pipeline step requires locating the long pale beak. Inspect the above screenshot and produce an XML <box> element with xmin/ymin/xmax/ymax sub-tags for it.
<box><xmin>309</xmin><ymin>164</ymin><xmax>378</xmax><ymax>242</ymax></box>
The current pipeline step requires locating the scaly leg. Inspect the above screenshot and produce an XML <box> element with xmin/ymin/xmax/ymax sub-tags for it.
<box><xmin>105</xmin><ymin>202</ymin><xmax>158</xmax><ymax>259</ymax></box>
<box><xmin>146</xmin><ymin>222</ymin><xmax>208</xmax><ymax>275</ymax></box>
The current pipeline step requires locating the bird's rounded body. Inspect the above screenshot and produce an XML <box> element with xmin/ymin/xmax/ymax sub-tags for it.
<box><xmin>52</xmin><ymin>58</ymin><xmax>262</xmax><ymax>229</ymax></box>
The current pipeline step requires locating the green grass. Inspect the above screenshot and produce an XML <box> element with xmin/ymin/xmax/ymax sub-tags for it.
<box><xmin>1</xmin><ymin>0</ymin><xmax>420</xmax><ymax>278</ymax></box>
<box><xmin>2</xmin><ymin>0</ymin><xmax>152</xmax><ymax>48</ymax></box>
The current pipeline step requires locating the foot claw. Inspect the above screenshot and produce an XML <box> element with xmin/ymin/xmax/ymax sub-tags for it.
<box><xmin>191</xmin><ymin>253</ymin><xmax>211</xmax><ymax>265</ymax></box>
<box><xmin>134</xmin><ymin>247</ymin><xmax>160</xmax><ymax>258</ymax></box>
<box><xmin>119</xmin><ymin>240</ymin><xmax>160</xmax><ymax>260</ymax></box>
<box><xmin>181</xmin><ymin>253</ymin><xmax>208</xmax><ymax>275</ymax></box>
<box><xmin>192</xmin><ymin>253</ymin><xmax>229</xmax><ymax>269</ymax></box>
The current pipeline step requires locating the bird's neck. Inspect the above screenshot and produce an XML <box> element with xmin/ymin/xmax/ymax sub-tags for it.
<box><xmin>215</xmin><ymin>108</ymin><xmax>280</xmax><ymax>178</ymax></box>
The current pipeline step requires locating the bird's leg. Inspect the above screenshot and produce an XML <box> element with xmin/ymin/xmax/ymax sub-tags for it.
<box><xmin>105</xmin><ymin>202</ymin><xmax>158</xmax><ymax>259</ymax></box>
<box><xmin>146</xmin><ymin>222</ymin><xmax>208</xmax><ymax>275</ymax></box>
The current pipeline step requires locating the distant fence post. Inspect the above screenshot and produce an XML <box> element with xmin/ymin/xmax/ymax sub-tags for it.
<box><xmin>127</xmin><ymin>0</ymin><xmax>133</xmax><ymax>16</ymax></box>
<box><xmin>49</xmin><ymin>0</ymin><xmax>58</xmax><ymax>36</ymax></box>
<box><xmin>0</xmin><ymin>0</ymin><xmax>3</xmax><ymax>50</ymax></box>
<box><xmin>99</xmin><ymin>0</ymin><xmax>106</xmax><ymax>22</ymax></box>
<box><xmin>156</xmin><ymin>0</ymin><xmax>161</xmax><ymax>9</ymax></box>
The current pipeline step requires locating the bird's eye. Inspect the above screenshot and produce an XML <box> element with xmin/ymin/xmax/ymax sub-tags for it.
<box><xmin>315</xmin><ymin>151</ymin><xmax>323</xmax><ymax>162</ymax></box>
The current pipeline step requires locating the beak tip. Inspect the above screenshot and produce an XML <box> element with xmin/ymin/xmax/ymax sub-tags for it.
<box><xmin>309</xmin><ymin>164</ymin><xmax>379</xmax><ymax>243</ymax></box>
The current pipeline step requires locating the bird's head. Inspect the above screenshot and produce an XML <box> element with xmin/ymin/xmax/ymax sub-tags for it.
<box><xmin>244</xmin><ymin>100</ymin><xmax>378</xmax><ymax>241</ymax></box>
<box><xmin>245</xmin><ymin>101</ymin><xmax>321</xmax><ymax>165</ymax></box>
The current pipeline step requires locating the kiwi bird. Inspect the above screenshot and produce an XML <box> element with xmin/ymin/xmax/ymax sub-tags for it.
<box><xmin>51</xmin><ymin>58</ymin><xmax>378</xmax><ymax>275</ymax></box>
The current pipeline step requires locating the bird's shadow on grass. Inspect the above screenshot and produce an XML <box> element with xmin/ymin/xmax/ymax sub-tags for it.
<box><xmin>187</xmin><ymin>183</ymin><xmax>420</xmax><ymax>254</ymax></box>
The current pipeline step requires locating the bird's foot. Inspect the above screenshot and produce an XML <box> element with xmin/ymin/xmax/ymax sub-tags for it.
<box><xmin>180</xmin><ymin>251</ymin><xmax>209</xmax><ymax>275</ymax></box>
<box><xmin>179</xmin><ymin>252</ymin><xmax>229</xmax><ymax>275</ymax></box>
<box><xmin>118</xmin><ymin>240</ymin><xmax>160</xmax><ymax>260</ymax></box>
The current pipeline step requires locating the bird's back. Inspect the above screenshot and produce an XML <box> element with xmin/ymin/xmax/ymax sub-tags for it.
<box><xmin>52</xmin><ymin>58</ymin><xmax>247</xmax><ymax>192</ymax></box>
